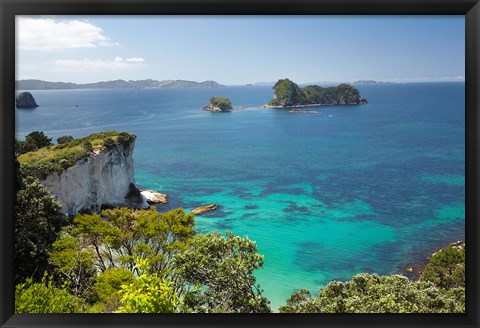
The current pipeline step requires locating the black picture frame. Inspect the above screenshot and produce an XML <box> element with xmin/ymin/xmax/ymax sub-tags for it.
<box><xmin>1</xmin><ymin>1</ymin><xmax>479</xmax><ymax>327</ymax></box>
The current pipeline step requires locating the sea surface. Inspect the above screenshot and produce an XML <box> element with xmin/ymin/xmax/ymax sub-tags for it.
<box><xmin>16</xmin><ymin>83</ymin><xmax>465</xmax><ymax>311</ymax></box>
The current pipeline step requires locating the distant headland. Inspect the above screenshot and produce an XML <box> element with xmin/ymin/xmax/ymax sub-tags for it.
<box><xmin>15</xmin><ymin>79</ymin><xmax>225</xmax><ymax>90</ymax></box>
<box><xmin>353</xmin><ymin>80</ymin><xmax>396</xmax><ymax>85</ymax></box>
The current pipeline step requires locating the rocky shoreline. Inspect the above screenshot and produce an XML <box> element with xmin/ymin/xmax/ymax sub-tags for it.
<box><xmin>202</xmin><ymin>105</ymin><xmax>232</xmax><ymax>112</ymax></box>
<box><xmin>262</xmin><ymin>102</ymin><xmax>367</xmax><ymax>109</ymax></box>
<box><xmin>288</xmin><ymin>109</ymin><xmax>320</xmax><ymax>114</ymax></box>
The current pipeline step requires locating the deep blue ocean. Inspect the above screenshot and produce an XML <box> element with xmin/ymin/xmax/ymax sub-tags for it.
<box><xmin>16</xmin><ymin>83</ymin><xmax>465</xmax><ymax>310</ymax></box>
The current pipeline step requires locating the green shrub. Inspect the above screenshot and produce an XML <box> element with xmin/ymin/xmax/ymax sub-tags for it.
<box><xmin>102</xmin><ymin>138</ymin><xmax>115</xmax><ymax>150</ymax></box>
<box><xmin>57</xmin><ymin>135</ymin><xmax>74</xmax><ymax>144</ymax></box>
<box><xmin>420</xmin><ymin>245</ymin><xmax>465</xmax><ymax>289</ymax></box>
<box><xmin>15</xmin><ymin>275</ymin><xmax>85</xmax><ymax>313</ymax></box>
<box><xmin>117</xmin><ymin>132</ymin><xmax>135</xmax><ymax>146</ymax></box>
<box><xmin>82</xmin><ymin>141</ymin><xmax>93</xmax><ymax>154</ymax></box>
<box><xmin>92</xmin><ymin>268</ymin><xmax>135</xmax><ymax>312</ymax></box>
<box><xmin>115</xmin><ymin>258</ymin><xmax>178</xmax><ymax>313</ymax></box>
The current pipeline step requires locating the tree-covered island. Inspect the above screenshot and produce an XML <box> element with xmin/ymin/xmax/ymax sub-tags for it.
<box><xmin>267</xmin><ymin>78</ymin><xmax>368</xmax><ymax>107</ymax></box>
<box><xmin>202</xmin><ymin>97</ymin><xmax>233</xmax><ymax>112</ymax></box>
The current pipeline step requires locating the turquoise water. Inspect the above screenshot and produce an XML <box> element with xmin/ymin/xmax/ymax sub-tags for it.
<box><xmin>16</xmin><ymin>83</ymin><xmax>465</xmax><ymax>310</ymax></box>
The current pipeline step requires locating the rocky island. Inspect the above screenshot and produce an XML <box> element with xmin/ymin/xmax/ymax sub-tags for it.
<box><xmin>266</xmin><ymin>78</ymin><xmax>367</xmax><ymax>108</ymax></box>
<box><xmin>202</xmin><ymin>96</ymin><xmax>233</xmax><ymax>112</ymax></box>
<box><xmin>16</xmin><ymin>92</ymin><xmax>39</xmax><ymax>108</ymax></box>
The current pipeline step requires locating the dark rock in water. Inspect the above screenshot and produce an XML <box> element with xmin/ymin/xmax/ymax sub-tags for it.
<box><xmin>191</xmin><ymin>203</ymin><xmax>219</xmax><ymax>215</ymax></box>
<box><xmin>16</xmin><ymin>92</ymin><xmax>39</xmax><ymax>108</ymax></box>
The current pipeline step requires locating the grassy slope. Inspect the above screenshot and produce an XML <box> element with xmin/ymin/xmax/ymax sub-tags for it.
<box><xmin>18</xmin><ymin>131</ymin><xmax>135</xmax><ymax>178</ymax></box>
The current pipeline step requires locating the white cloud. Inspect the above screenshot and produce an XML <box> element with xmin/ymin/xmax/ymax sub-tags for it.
<box><xmin>126</xmin><ymin>57</ymin><xmax>145</xmax><ymax>63</ymax></box>
<box><xmin>17</xmin><ymin>17</ymin><xmax>116</xmax><ymax>50</ymax></box>
<box><xmin>53</xmin><ymin>57</ymin><xmax>146</xmax><ymax>72</ymax></box>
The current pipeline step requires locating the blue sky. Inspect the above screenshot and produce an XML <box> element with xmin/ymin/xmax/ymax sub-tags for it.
<box><xmin>16</xmin><ymin>16</ymin><xmax>465</xmax><ymax>85</ymax></box>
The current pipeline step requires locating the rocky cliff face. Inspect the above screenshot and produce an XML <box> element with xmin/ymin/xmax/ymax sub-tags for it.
<box><xmin>42</xmin><ymin>140</ymin><xmax>148</xmax><ymax>215</ymax></box>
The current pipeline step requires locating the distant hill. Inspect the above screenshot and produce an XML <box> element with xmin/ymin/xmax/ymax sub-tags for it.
<box><xmin>16</xmin><ymin>79</ymin><xmax>225</xmax><ymax>90</ymax></box>
<box><xmin>248</xmin><ymin>82</ymin><xmax>276</xmax><ymax>87</ymax></box>
<box><xmin>353</xmin><ymin>80</ymin><xmax>396</xmax><ymax>85</ymax></box>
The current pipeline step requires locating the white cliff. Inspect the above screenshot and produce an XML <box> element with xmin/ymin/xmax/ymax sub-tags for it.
<box><xmin>42</xmin><ymin>140</ymin><xmax>148</xmax><ymax>215</ymax></box>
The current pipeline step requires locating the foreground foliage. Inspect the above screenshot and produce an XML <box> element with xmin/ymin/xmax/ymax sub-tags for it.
<box><xmin>420</xmin><ymin>244</ymin><xmax>465</xmax><ymax>290</ymax></box>
<box><xmin>15</xmin><ymin>275</ymin><xmax>86</xmax><ymax>313</ymax></box>
<box><xmin>175</xmin><ymin>232</ymin><xmax>270</xmax><ymax>313</ymax></box>
<box><xmin>91</xmin><ymin>268</ymin><xmax>135</xmax><ymax>313</ymax></box>
<box><xmin>115</xmin><ymin>258</ymin><xmax>178</xmax><ymax>313</ymax></box>
<box><xmin>44</xmin><ymin>207</ymin><xmax>270</xmax><ymax>313</ymax></box>
<box><xmin>279</xmin><ymin>243</ymin><xmax>466</xmax><ymax>313</ymax></box>
<box><xmin>15</xmin><ymin>172</ymin><xmax>69</xmax><ymax>284</ymax></box>
<box><xmin>279</xmin><ymin>273</ymin><xmax>464</xmax><ymax>313</ymax></box>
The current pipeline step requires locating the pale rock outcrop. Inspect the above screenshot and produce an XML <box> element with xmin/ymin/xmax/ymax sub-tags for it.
<box><xmin>42</xmin><ymin>140</ymin><xmax>148</xmax><ymax>215</ymax></box>
<box><xmin>141</xmin><ymin>190</ymin><xmax>168</xmax><ymax>204</ymax></box>
<box><xmin>191</xmin><ymin>204</ymin><xmax>219</xmax><ymax>215</ymax></box>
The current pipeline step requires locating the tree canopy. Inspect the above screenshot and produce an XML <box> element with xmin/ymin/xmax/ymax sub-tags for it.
<box><xmin>420</xmin><ymin>244</ymin><xmax>465</xmax><ymax>290</ymax></box>
<box><xmin>46</xmin><ymin>207</ymin><xmax>271</xmax><ymax>313</ymax></box>
<box><xmin>279</xmin><ymin>273</ymin><xmax>464</xmax><ymax>313</ymax></box>
<box><xmin>15</xmin><ymin>174</ymin><xmax>69</xmax><ymax>284</ymax></box>
<box><xmin>279</xmin><ymin>243</ymin><xmax>466</xmax><ymax>314</ymax></box>
<box><xmin>175</xmin><ymin>231</ymin><xmax>271</xmax><ymax>313</ymax></box>
<box><xmin>115</xmin><ymin>258</ymin><xmax>178</xmax><ymax>313</ymax></box>
<box><xmin>16</xmin><ymin>131</ymin><xmax>52</xmax><ymax>155</ymax></box>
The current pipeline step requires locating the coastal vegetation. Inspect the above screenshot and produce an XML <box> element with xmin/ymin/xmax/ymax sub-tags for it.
<box><xmin>279</xmin><ymin>272</ymin><xmax>464</xmax><ymax>313</ymax></box>
<box><xmin>279</xmin><ymin>244</ymin><xmax>465</xmax><ymax>313</ymax></box>
<box><xmin>268</xmin><ymin>78</ymin><xmax>367</xmax><ymax>107</ymax></box>
<box><xmin>15</xmin><ymin>168</ymin><xmax>69</xmax><ymax>284</ymax></box>
<box><xmin>57</xmin><ymin>135</ymin><xmax>74</xmax><ymax>144</ymax></box>
<box><xmin>17</xmin><ymin>131</ymin><xmax>135</xmax><ymax>179</ymax></box>
<box><xmin>419</xmin><ymin>243</ymin><xmax>465</xmax><ymax>289</ymax></box>
<box><xmin>14</xmin><ymin>130</ymin><xmax>465</xmax><ymax>313</ymax></box>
